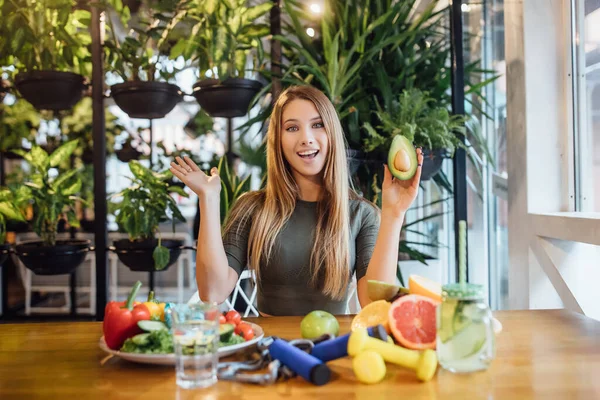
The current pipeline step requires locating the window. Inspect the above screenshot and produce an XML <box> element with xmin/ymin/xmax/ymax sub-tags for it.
<box><xmin>573</xmin><ymin>0</ymin><xmax>600</xmax><ymax>211</ymax></box>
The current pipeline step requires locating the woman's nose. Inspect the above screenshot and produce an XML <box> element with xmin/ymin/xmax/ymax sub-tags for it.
<box><xmin>300</xmin><ymin>128</ymin><xmax>315</xmax><ymax>145</ymax></box>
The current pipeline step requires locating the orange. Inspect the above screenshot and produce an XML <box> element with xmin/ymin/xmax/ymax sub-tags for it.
<box><xmin>389</xmin><ymin>294</ymin><xmax>438</xmax><ymax>350</ymax></box>
<box><xmin>408</xmin><ymin>275</ymin><xmax>442</xmax><ymax>303</ymax></box>
<box><xmin>351</xmin><ymin>300</ymin><xmax>391</xmax><ymax>332</ymax></box>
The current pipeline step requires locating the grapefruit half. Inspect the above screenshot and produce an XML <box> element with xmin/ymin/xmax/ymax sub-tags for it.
<box><xmin>389</xmin><ymin>294</ymin><xmax>438</xmax><ymax>350</ymax></box>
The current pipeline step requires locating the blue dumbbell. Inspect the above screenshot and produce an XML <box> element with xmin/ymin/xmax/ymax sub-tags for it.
<box><xmin>311</xmin><ymin>325</ymin><xmax>388</xmax><ymax>362</ymax></box>
<box><xmin>267</xmin><ymin>338</ymin><xmax>331</xmax><ymax>386</ymax></box>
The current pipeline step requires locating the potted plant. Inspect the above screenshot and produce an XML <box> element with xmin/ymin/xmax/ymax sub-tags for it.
<box><xmin>362</xmin><ymin>88</ymin><xmax>468</xmax><ymax>181</ymax></box>
<box><xmin>11</xmin><ymin>140</ymin><xmax>91</xmax><ymax>275</ymax></box>
<box><xmin>110</xmin><ymin>160</ymin><xmax>189</xmax><ymax>271</ymax></box>
<box><xmin>177</xmin><ymin>0</ymin><xmax>272</xmax><ymax>118</ymax></box>
<box><xmin>103</xmin><ymin>0</ymin><xmax>185</xmax><ymax>119</ymax></box>
<box><xmin>0</xmin><ymin>185</ymin><xmax>29</xmax><ymax>266</ymax></box>
<box><xmin>0</xmin><ymin>99</ymin><xmax>40</xmax><ymax>158</ymax></box>
<box><xmin>0</xmin><ymin>0</ymin><xmax>91</xmax><ymax>111</ymax></box>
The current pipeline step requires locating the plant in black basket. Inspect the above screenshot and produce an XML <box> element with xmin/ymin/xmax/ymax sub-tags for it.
<box><xmin>176</xmin><ymin>0</ymin><xmax>272</xmax><ymax>118</ymax></box>
<box><xmin>0</xmin><ymin>0</ymin><xmax>92</xmax><ymax>111</ymax></box>
<box><xmin>11</xmin><ymin>140</ymin><xmax>92</xmax><ymax>275</ymax></box>
<box><xmin>103</xmin><ymin>0</ymin><xmax>188</xmax><ymax>119</ymax></box>
<box><xmin>363</xmin><ymin>88</ymin><xmax>468</xmax><ymax>181</ymax></box>
<box><xmin>110</xmin><ymin>160</ymin><xmax>189</xmax><ymax>271</ymax></box>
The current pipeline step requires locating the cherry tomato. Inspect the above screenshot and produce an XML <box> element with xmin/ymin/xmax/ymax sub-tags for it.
<box><xmin>238</xmin><ymin>323</ymin><xmax>254</xmax><ymax>340</ymax></box>
<box><xmin>234</xmin><ymin>322</ymin><xmax>244</xmax><ymax>335</ymax></box>
<box><xmin>219</xmin><ymin>314</ymin><xmax>227</xmax><ymax>324</ymax></box>
<box><xmin>225</xmin><ymin>310</ymin><xmax>241</xmax><ymax>326</ymax></box>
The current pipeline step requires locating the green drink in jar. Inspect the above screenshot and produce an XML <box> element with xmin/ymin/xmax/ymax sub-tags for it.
<box><xmin>436</xmin><ymin>283</ymin><xmax>495</xmax><ymax>373</ymax></box>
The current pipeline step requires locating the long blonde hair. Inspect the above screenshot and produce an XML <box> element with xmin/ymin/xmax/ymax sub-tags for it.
<box><xmin>224</xmin><ymin>85</ymin><xmax>354</xmax><ymax>300</ymax></box>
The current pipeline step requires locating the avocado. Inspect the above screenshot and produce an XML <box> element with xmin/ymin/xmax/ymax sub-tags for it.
<box><xmin>388</xmin><ymin>135</ymin><xmax>417</xmax><ymax>180</ymax></box>
<box><xmin>219</xmin><ymin>323</ymin><xmax>235</xmax><ymax>341</ymax></box>
<box><xmin>367</xmin><ymin>279</ymin><xmax>410</xmax><ymax>302</ymax></box>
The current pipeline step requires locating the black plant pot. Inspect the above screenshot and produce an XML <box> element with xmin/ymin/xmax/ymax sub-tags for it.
<box><xmin>15</xmin><ymin>240</ymin><xmax>91</xmax><ymax>275</ymax></box>
<box><xmin>192</xmin><ymin>78</ymin><xmax>263</xmax><ymax>118</ymax></box>
<box><xmin>0</xmin><ymin>243</ymin><xmax>10</xmax><ymax>267</ymax></box>
<box><xmin>346</xmin><ymin>149</ymin><xmax>364</xmax><ymax>175</ymax></box>
<box><xmin>111</xmin><ymin>81</ymin><xmax>182</xmax><ymax>119</ymax></box>
<box><xmin>113</xmin><ymin>238</ymin><xmax>183</xmax><ymax>272</ymax></box>
<box><xmin>15</xmin><ymin>71</ymin><xmax>86</xmax><ymax>111</ymax></box>
<box><xmin>421</xmin><ymin>149</ymin><xmax>450</xmax><ymax>181</ymax></box>
<box><xmin>116</xmin><ymin>145</ymin><xmax>142</xmax><ymax>162</ymax></box>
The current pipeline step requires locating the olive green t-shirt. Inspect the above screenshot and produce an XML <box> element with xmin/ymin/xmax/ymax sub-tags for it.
<box><xmin>223</xmin><ymin>197</ymin><xmax>380</xmax><ymax>316</ymax></box>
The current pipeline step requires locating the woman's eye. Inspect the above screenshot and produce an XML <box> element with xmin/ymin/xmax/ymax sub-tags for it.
<box><xmin>286</xmin><ymin>126</ymin><xmax>298</xmax><ymax>132</ymax></box>
<box><xmin>313</xmin><ymin>122</ymin><xmax>324</xmax><ymax>129</ymax></box>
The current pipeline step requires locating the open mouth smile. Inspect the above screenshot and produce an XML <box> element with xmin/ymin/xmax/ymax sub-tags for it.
<box><xmin>297</xmin><ymin>150</ymin><xmax>319</xmax><ymax>159</ymax></box>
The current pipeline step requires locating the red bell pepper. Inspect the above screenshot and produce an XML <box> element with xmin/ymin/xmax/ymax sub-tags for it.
<box><xmin>103</xmin><ymin>281</ymin><xmax>151</xmax><ymax>350</ymax></box>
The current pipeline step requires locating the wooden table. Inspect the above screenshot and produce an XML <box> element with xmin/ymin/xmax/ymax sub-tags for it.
<box><xmin>0</xmin><ymin>310</ymin><xmax>599</xmax><ymax>399</ymax></box>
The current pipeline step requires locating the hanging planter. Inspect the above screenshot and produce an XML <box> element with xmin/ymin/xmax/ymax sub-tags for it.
<box><xmin>113</xmin><ymin>238</ymin><xmax>184</xmax><ymax>272</ymax></box>
<box><xmin>14</xmin><ymin>71</ymin><xmax>86</xmax><ymax>111</ymax></box>
<box><xmin>0</xmin><ymin>243</ymin><xmax>10</xmax><ymax>267</ymax></box>
<box><xmin>421</xmin><ymin>149</ymin><xmax>450</xmax><ymax>181</ymax></box>
<box><xmin>192</xmin><ymin>78</ymin><xmax>263</xmax><ymax>118</ymax></box>
<box><xmin>111</xmin><ymin>81</ymin><xmax>182</xmax><ymax>119</ymax></box>
<box><xmin>15</xmin><ymin>240</ymin><xmax>91</xmax><ymax>275</ymax></box>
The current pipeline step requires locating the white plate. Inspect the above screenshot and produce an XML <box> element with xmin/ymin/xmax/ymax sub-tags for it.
<box><xmin>99</xmin><ymin>322</ymin><xmax>264</xmax><ymax>366</ymax></box>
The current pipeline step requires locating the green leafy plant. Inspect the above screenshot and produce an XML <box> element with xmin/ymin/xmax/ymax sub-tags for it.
<box><xmin>0</xmin><ymin>99</ymin><xmax>40</xmax><ymax>153</ymax></box>
<box><xmin>0</xmin><ymin>185</ymin><xmax>29</xmax><ymax>244</ymax></box>
<box><xmin>363</xmin><ymin>88</ymin><xmax>467</xmax><ymax>155</ymax></box>
<box><xmin>103</xmin><ymin>0</ymin><xmax>190</xmax><ymax>82</ymax></box>
<box><xmin>110</xmin><ymin>161</ymin><xmax>189</xmax><ymax>269</ymax></box>
<box><xmin>174</xmin><ymin>0</ymin><xmax>271</xmax><ymax>80</ymax></box>
<box><xmin>12</xmin><ymin>140</ymin><xmax>83</xmax><ymax>246</ymax></box>
<box><xmin>217</xmin><ymin>156</ymin><xmax>251</xmax><ymax>227</ymax></box>
<box><xmin>0</xmin><ymin>0</ymin><xmax>92</xmax><ymax>75</ymax></box>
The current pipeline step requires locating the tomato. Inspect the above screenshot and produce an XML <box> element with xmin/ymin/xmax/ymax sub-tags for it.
<box><xmin>238</xmin><ymin>323</ymin><xmax>254</xmax><ymax>341</ymax></box>
<box><xmin>219</xmin><ymin>314</ymin><xmax>227</xmax><ymax>324</ymax></box>
<box><xmin>225</xmin><ymin>310</ymin><xmax>241</xmax><ymax>326</ymax></box>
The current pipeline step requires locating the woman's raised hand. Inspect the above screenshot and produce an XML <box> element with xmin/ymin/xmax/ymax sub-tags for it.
<box><xmin>170</xmin><ymin>156</ymin><xmax>221</xmax><ymax>198</ymax></box>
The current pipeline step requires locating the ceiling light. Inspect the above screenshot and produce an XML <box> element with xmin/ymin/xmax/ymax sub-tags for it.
<box><xmin>306</xmin><ymin>27</ymin><xmax>315</xmax><ymax>38</ymax></box>
<box><xmin>309</xmin><ymin>3</ymin><xmax>321</xmax><ymax>14</ymax></box>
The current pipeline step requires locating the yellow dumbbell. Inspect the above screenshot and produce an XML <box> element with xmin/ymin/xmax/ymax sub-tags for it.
<box><xmin>353</xmin><ymin>350</ymin><xmax>386</xmax><ymax>384</ymax></box>
<box><xmin>348</xmin><ymin>328</ymin><xmax>438</xmax><ymax>382</ymax></box>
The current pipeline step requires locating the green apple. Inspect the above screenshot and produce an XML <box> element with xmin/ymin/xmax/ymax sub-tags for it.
<box><xmin>300</xmin><ymin>310</ymin><xmax>340</xmax><ymax>339</ymax></box>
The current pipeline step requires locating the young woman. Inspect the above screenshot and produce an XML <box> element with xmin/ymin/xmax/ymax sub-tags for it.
<box><xmin>170</xmin><ymin>85</ymin><xmax>423</xmax><ymax>316</ymax></box>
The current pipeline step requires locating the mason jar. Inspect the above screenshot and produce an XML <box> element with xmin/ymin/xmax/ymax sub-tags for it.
<box><xmin>436</xmin><ymin>283</ymin><xmax>496</xmax><ymax>373</ymax></box>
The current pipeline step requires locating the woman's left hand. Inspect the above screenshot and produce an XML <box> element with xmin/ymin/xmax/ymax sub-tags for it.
<box><xmin>381</xmin><ymin>148</ymin><xmax>424</xmax><ymax>218</ymax></box>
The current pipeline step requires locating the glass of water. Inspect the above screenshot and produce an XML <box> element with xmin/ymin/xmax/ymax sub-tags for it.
<box><xmin>436</xmin><ymin>283</ymin><xmax>496</xmax><ymax>373</ymax></box>
<box><xmin>169</xmin><ymin>303</ymin><xmax>220</xmax><ymax>389</ymax></box>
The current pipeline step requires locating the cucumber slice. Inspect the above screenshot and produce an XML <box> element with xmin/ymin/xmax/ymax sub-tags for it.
<box><xmin>132</xmin><ymin>333</ymin><xmax>151</xmax><ymax>346</ymax></box>
<box><xmin>138</xmin><ymin>320</ymin><xmax>168</xmax><ymax>332</ymax></box>
<box><xmin>219</xmin><ymin>323</ymin><xmax>235</xmax><ymax>341</ymax></box>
